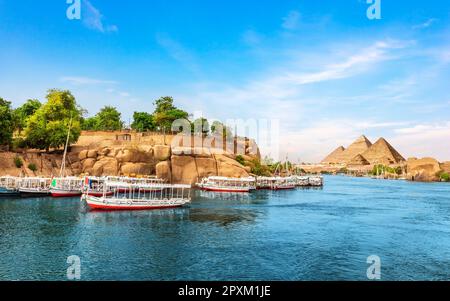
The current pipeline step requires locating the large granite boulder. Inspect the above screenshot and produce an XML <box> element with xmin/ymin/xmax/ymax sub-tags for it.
<box><xmin>154</xmin><ymin>145</ymin><xmax>171</xmax><ymax>161</ymax></box>
<box><xmin>87</xmin><ymin>150</ymin><xmax>98</xmax><ymax>159</ymax></box>
<box><xmin>171</xmin><ymin>155</ymin><xmax>198</xmax><ymax>184</ymax></box>
<box><xmin>156</xmin><ymin>161</ymin><xmax>171</xmax><ymax>182</ymax></box>
<box><xmin>82</xmin><ymin>158</ymin><xmax>96</xmax><ymax>171</ymax></box>
<box><xmin>120</xmin><ymin>163</ymin><xmax>154</xmax><ymax>176</ymax></box>
<box><xmin>196</xmin><ymin>157</ymin><xmax>217</xmax><ymax>179</ymax></box>
<box><xmin>215</xmin><ymin>154</ymin><xmax>249</xmax><ymax>178</ymax></box>
<box><xmin>78</xmin><ymin>150</ymin><xmax>88</xmax><ymax>160</ymax></box>
<box><xmin>92</xmin><ymin>157</ymin><xmax>118</xmax><ymax>176</ymax></box>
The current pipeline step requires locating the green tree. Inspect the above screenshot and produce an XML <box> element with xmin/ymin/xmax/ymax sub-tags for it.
<box><xmin>211</xmin><ymin>121</ymin><xmax>233</xmax><ymax>138</ymax></box>
<box><xmin>24</xmin><ymin>89</ymin><xmax>82</xmax><ymax>151</ymax></box>
<box><xmin>153</xmin><ymin>97</ymin><xmax>189</xmax><ymax>132</ymax></box>
<box><xmin>191</xmin><ymin>118</ymin><xmax>210</xmax><ymax>135</ymax></box>
<box><xmin>95</xmin><ymin>106</ymin><xmax>123</xmax><ymax>131</ymax></box>
<box><xmin>154</xmin><ymin>96</ymin><xmax>176</xmax><ymax>113</ymax></box>
<box><xmin>13</xmin><ymin>99</ymin><xmax>42</xmax><ymax>134</ymax></box>
<box><xmin>81</xmin><ymin>116</ymin><xmax>99</xmax><ymax>131</ymax></box>
<box><xmin>0</xmin><ymin>98</ymin><xmax>14</xmax><ymax>146</ymax></box>
<box><xmin>82</xmin><ymin>106</ymin><xmax>124</xmax><ymax>131</ymax></box>
<box><xmin>131</xmin><ymin>112</ymin><xmax>155</xmax><ymax>132</ymax></box>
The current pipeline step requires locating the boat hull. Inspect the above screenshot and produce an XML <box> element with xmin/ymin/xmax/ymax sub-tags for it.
<box><xmin>200</xmin><ymin>186</ymin><xmax>250</xmax><ymax>193</ymax></box>
<box><xmin>0</xmin><ymin>190</ymin><xmax>21</xmax><ymax>197</ymax></box>
<box><xmin>51</xmin><ymin>189</ymin><xmax>82</xmax><ymax>198</ymax></box>
<box><xmin>87</xmin><ymin>202</ymin><xmax>184</xmax><ymax>211</ymax></box>
<box><xmin>84</xmin><ymin>191</ymin><xmax>114</xmax><ymax>197</ymax></box>
<box><xmin>19</xmin><ymin>191</ymin><xmax>51</xmax><ymax>197</ymax></box>
<box><xmin>85</xmin><ymin>196</ymin><xmax>187</xmax><ymax>211</ymax></box>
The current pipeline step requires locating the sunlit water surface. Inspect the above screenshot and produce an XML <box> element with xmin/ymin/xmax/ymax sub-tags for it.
<box><xmin>1</xmin><ymin>176</ymin><xmax>450</xmax><ymax>280</ymax></box>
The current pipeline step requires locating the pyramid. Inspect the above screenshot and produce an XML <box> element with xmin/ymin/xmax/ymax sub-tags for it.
<box><xmin>339</xmin><ymin>135</ymin><xmax>373</xmax><ymax>163</ymax></box>
<box><xmin>361</xmin><ymin>138</ymin><xmax>405</xmax><ymax>165</ymax></box>
<box><xmin>322</xmin><ymin>146</ymin><xmax>345</xmax><ymax>164</ymax></box>
<box><xmin>348</xmin><ymin>154</ymin><xmax>371</xmax><ymax>166</ymax></box>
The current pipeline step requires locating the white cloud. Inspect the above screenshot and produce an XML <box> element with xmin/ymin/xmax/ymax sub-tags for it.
<box><xmin>412</xmin><ymin>18</ymin><xmax>438</xmax><ymax>30</ymax></box>
<box><xmin>60</xmin><ymin>76</ymin><xmax>117</xmax><ymax>85</ymax></box>
<box><xmin>391</xmin><ymin>122</ymin><xmax>450</xmax><ymax>161</ymax></box>
<box><xmin>82</xmin><ymin>0</ymin><xmax>118</xmax><ymax>33</ymax></box>
<box><xmin>282</xmin><ymin>11</ymin><xmax>301</xmax><ymax>30</ymax></box>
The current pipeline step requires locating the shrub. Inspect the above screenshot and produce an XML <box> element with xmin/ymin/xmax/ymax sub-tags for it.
<box><xmin>11</xmin><ymin>137</ymin><xmax>27</xmax><ymax>150</ymax></box>
<box><xmin>235</xmin><ymin>155</ymin><xmax>246</xmax><ymax>166</ymax></box>
<box><xmin>28</xmin><ymin>163</ymin><xmax>37</xmax><ymax>172</ymax></box>
<box><xmin>14</xmin><ymin>157</ymin><xmax>23</xmax><ymax>168</ymax></box>
<box><xmin>440</xmin><ymin>172</ymin><xmax>450</xmax><ymax>182</ymax></box>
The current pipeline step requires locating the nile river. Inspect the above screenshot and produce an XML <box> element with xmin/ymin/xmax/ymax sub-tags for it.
<box><xmin>1</xmin><ymin>176</ymin><xmax>450</xmax><ymax>280</ymax></box>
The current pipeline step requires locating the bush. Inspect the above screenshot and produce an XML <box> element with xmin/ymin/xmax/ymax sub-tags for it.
<box><xmin>12</xmin><ymin>137</ymin><xmax>27</xmax><ymax>150</ymax></box>
<box><xmin>28</xmin><ymin>163</ymin><xmax>37</xmax><ymax>172</ymax></box>
<box><xmin>235</xmin><ymin>155</ymin><xmax>246</xmax><ymax>166</ymax></box>
<box><xmin>440</xmin><ymin>172</ymin><xmax>450</xmax><ymax>182</ymax></box>
<box><xmin>14</xmin><ymin>157</ymin><xmax>23</xmax><ymax>168</ymax></box>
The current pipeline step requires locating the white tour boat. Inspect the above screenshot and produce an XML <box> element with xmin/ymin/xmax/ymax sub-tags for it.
<box><xmin>106</xmin><ymin>176</ymin><xmax>165</xmax><ymax>193</ymax></box>
<box><xmin>196</xmin><ymin>176</ymin><xmax>256</xmax><ymax>193</ymax></box>
<box><xmin>18</xmin><ymin>177</ymin><xmax>51</xmax><ymax>197</ymax></box>
<box><xmin>83</xmin><ymin>181</ymin><xmax>191</xmax><ymax>211</ymax></box>
<box><xmin>82</xmin><ymin>177</ymin><xmax>114</xmax><ymax>197</ymax></box>
<box><xmin>50</xmin><ymin>177</ymin><xmax>83</xmax><ymax>197</ymax></box>
<box><xmin>308</xmin><ymin>176</ymin><xmax>324</xmax><ymax>187</ymax></box>
<box><xmin>0</xmin><ymin>176</ymin><xmax>21</xmax><ymax>197</ymax></box>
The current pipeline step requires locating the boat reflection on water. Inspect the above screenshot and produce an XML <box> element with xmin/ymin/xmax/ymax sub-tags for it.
<box><xmin>197</xmin><ymin>190</ymin><xmax>252</xmax><ymax>201</ymax></box>
<box><xmin>83</xmin><ymin>206</ymin><xmax>191</xmax><ymax>225</ymax></box>
<box><xmin>188</xmin><ymin>208</ymin><xmax>259</xmax><ymax>227</ymax></box>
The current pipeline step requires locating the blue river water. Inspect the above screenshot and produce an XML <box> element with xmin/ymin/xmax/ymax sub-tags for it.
<box><xmin>1</xmin><ymin>175</ymin><xmax>450</xmax><ymax>281</ymax></box>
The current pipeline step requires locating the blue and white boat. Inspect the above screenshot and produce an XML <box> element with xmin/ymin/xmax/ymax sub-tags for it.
<box><xmin>0</xmin><ymin>176</ymin><xmax>21</xmax><ymax>197</ymax></box>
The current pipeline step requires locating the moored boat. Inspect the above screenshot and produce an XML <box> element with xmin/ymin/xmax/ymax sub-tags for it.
<box><xmin>18</xmin><ymin>178</ymin><xmax>51</xmax><ymax>197</ymax></box>
<box><xmin>106</xmin><ymin>176</ymin><xmax>165</xmax><ymax>193</ymax></box>
<box><xmin>270</xmin><ymin>177</ymin><xmax>297</xmax><ymax>190</ymax></box>
<box><xmin>50</xmin><ymin>177</ymin><xmax>83</xmax><ymax>197</ymax></box>
<box><xmin>83</xmin><ymin>181</ymin><xmax>191</xmax><ymax>211</ymax></box>
<box><xmin>196</xmin><ymin>176</ymin><xmax>256</xmax><ymax>193</ymax></box>
<box><xmin>0</xmin><ymin>176</ymin><xmax>21</xmax><ymax>197</ymax></box>
<box><xmin>308</xmin><ymin>175</ymin><xmax>324</xmax><ymax>187</ymax></box>
<box><xmin>82</xmin><ymin>177</ymin><xmax>114</xmax><ymax>197</ymax></box>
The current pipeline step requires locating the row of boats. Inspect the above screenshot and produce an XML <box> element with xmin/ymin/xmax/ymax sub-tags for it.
<box><xmin>196</xmin><ymin>175</ymin><xmax>324</xmax><ymax>193</ymax></box>
<box><xmin>0</xmin><ymin>176</ymin><xmax>191</xmax><ymax>211</ymax></box>
<box><xmin>1</xmin><ymin>174</ymin><xmax>323</xmax><ymax>211</ymax></box>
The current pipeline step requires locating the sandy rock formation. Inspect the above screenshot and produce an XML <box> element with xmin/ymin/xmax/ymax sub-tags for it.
<box><xmin>171</xmin><ymin>155</ymin><xmax>198</xmax><ymax>184</ymax></box>
<box><xmin>153</xmin><ymin>145</ymin><xmax>171</xmax><ymax>161</ymax></box>
<box><xmin>407</xmin><ymin>157</ymin><xmax>442</xmax><ymax>182</ymax></box>
<box><xmin>156</xmin><ymin>161</ymin><xmax>171</xmax><ymax>182</ymax></box>
<box><xmin>121</xmin><ymin>162</ymin><xmax>154</xmax><ymax>176</ymax></box>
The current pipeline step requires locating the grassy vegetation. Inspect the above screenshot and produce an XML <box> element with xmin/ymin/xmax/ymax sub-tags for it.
<box><xmin>438</xmin><ymin>172</ymin><xmax>450</xmax><ymax>182</ymax></box>
<box><xmin>28</xmin><ymin>163</ymin><xmax>37</xmax><ymax>172</ymax></box>
<box><xmin>14</xmin><ymin>157</ymin><xmax>23</xmax><ymax>168</ymax></box>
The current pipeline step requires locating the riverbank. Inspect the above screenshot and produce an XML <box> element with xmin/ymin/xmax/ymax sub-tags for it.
<box><xmin>0</xmin><ymin>131</ymin><xmax>260</xmax><ymax>184</ymax></box>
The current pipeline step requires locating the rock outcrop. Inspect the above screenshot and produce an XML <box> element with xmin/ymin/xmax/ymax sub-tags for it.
<box><xmin>407</xmin><ymin>157</ymin><xmax>442</xmax><ymax>182</ymax></box>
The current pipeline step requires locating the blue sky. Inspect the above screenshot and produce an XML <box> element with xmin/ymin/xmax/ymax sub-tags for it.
<box><xmin>1</xmin><ymin>0</ymin><xmax>450</xmax><ymax>161</ymax></box>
